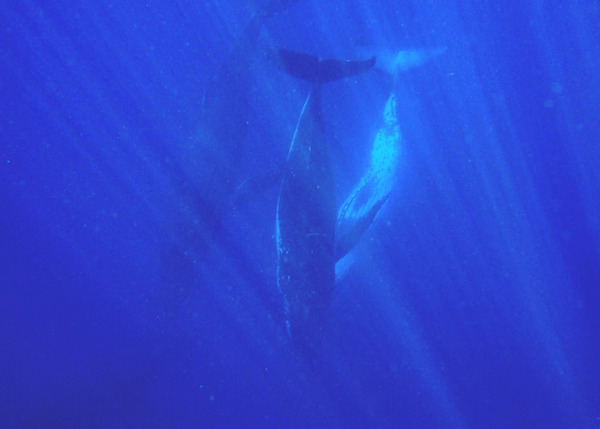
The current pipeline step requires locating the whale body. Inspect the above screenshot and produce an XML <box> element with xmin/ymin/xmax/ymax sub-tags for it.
<box><xmin>335</xmin><ymin>93</ymin><xmax>401</xmax><ymax>280</ymax></box>
<box><xmin>334</xmin><ymin>46</ymin><xmax>446</xmax><ymax>279</ymax></box>
<box><xmin>274</xmin><ymin>49</ymin><xmax>374</xmax><ymax>347</ymax></box>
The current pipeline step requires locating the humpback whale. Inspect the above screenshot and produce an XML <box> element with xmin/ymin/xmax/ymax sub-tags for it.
<box><xmin>274</xmin><ymin>49</ymin><xmax>375</xmax><ymax>347</ymax></box>
<box><xmin>335</xmin><ymin>93</ymin><xmax>401</xmax><ymax>280</ymax></box>
<box><xmin>334</xmin><ymin>46</ymin><xmax>447</xmax><ymax>280</ymax></box>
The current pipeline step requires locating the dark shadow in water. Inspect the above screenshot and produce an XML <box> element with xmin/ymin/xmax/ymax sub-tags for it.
<box><xmin>157</xmin><ymin>2</ymin><xmax>299</xmax><ymax>321</ymax></box>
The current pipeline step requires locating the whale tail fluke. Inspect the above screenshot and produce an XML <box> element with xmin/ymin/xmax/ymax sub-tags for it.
<box><xmin>270</xmin><ymin>48</ymin><xmax>376</xmax><ymax>84</ymax></box>
<box><xmin>355</xmin><ymin>46</ymin><xmax>447</xmax><ymax>77</ymax></box>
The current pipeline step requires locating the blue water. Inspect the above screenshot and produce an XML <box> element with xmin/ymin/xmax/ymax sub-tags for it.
<box><xmin>2</xmin><ymin>1</ymin><xmax>599</xmax><ymax>427</ymax></box>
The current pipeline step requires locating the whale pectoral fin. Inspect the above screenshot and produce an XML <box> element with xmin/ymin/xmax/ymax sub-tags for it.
<box><xmin>334</xmin><ymin>193</ymin><xmax>389</xmax><ymax>281</ymax></box>
<box><xmin>335</xmin><ymin>192</ymin><xmax>391</xmax><ymax>262</ymax></box>
<box><xmin>360</xmin><ymin>192</ymin><xmax>390</xmax><ymax>227</ymax></box>
<box><xmin>335</xmin><ymin>251</ymin><xmax>356</xmax><ymax>283</ymax></box>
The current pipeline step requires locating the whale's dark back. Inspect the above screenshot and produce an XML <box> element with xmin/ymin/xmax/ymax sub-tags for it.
<box><xmin>275</xmin><ymin>50</ymin><xmax>375</xmax><ymax>350</ymax></box>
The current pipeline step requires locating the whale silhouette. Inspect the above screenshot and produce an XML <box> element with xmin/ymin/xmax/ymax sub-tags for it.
<box><xmin>335</xmin><ymin>46</ymin><xmax>447</xmax><ymax>280</ymax></box>
<box><xmin>273</xmin><ymin>49</ymin><xmax>375</xmax><ymax>348</ymax></box>
<box><xmin>159</xmin><ymin>2</ymin><xmax>299</xmax><ymax>319</ymax></box>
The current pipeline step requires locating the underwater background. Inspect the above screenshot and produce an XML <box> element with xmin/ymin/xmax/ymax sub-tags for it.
<box><xmin>2</xmin><ymin>0</ymin><xmax>599</xmax><ymax>427</ymax></box>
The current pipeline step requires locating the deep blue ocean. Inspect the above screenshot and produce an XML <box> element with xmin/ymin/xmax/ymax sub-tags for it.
<box><xmin>2</xmin><ymin>1</ymin><xmax>600</xmax><ymax>428</ymax></box>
